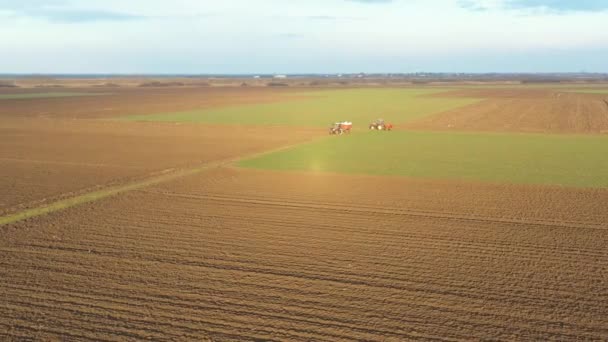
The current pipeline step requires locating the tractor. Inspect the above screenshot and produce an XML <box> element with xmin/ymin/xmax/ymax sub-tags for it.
<box><xmin>369</xmin><ymin>119</ymin><xmax>393</xmax><ymax>131</ymax></box>
<box><xmin>329</xmin><ymin>121</ymin><xmax>352</xmax><ymax>135</ymax></box>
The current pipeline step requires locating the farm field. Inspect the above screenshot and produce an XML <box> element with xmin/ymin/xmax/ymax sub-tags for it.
<box><xmin>2</xmin><ymin>168</ymin><xmax>608</xmax><ymax>340</ymax></box>
<box><xmin>0</xmin><ymin>92</ymin><xmax>108</xmax><ymax>100</ymax></box>
<box><xmin>125</xmin><ymin>88</ymin><xmax>481</xmax><ymax>126</ymax></box>
<box><xmin>409</xmin><ymin>88</ymin><xmax>608</xmax><ymax>133</ymax></box>
<box><xmin>239</xmin><ymin>130</ymin><xmax>608</xmax><ymax>188</ymax></box>
<box><xmin>2</xmin><ymin>84</ymin><xmax>608</xmax><ymax>340</ymax></box>
<box><xmin>0</xmin><ymin>86</ymin><xmax>301</xmax><ymax>119</ymax></box>
<box><xmin>0</xmin><ymin>118</ymin><xmax>320</xmax><ymax>215</ymax></box>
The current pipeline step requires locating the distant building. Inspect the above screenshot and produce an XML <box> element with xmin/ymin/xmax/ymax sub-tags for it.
<box><xmin>274</xmin><ymin>75</ymin><xmax>287</xmax><ymax>79</ymax></box>
<box><xmin>253</xmin><ymin>75</ymin><xmax>261</xmax><ymax>79</ymax></box>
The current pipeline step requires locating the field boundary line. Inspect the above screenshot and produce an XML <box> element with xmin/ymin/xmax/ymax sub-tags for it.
<box><xmin>0</xmin><ymin>138</ymin><xmax>320</xmax><ymax>226</ymax></box>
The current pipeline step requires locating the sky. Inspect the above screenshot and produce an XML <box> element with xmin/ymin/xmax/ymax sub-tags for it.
<box><xmin>1</xmin><ymin>0</ymin><xmax>607</xmax><ymax>74</ymax></box>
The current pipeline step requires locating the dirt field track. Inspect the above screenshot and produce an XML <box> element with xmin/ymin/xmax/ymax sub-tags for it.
<box><xmin>411</xmin><ymin>89</ymin><xmax>608</xmax><ymax>134</ymax></box>
<box><xmin>2</xmin><ymin>168</ymin><xmax>607</xmax><ymax>341</ymax></box>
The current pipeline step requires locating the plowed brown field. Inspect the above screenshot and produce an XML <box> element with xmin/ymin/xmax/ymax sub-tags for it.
<box><xmin>410</xmin><ymin>89</ymin><xmax>608</xmax><ymax>134</ymax></box>
<box><xmin>3</xmin><ymin>85</ymin><xmax>608</xmax><ymax>340</ymax></box>
<box><xmin>0</xmin><ymin>87</ymin><xmax>304</xmax><ymax>119</ymax></box>
<box><xmin>0</xmin><ymin>86</ymin><xmax>324</xmax><ymax>215</ymax></box>
<box><xmin>2</xmin><ymin>168</ymin><xmax>607</xmax><ymax>341</ymax></box>
<box><xmin>0</xmin><ymin>119</ymin><xmax>320</xmax><ymax>215</ymax></box>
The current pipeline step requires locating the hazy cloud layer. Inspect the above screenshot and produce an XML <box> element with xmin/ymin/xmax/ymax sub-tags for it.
<box><xmin>347</xmin><ymin>0</ymin><xmax>393</xmax><ymax>3</ymax></box>
<box><xmin>0</xmin><ymin>0</ymin><xmax>607</xmax><ymax>73</ymax></box>
<box><xmin>23</xmin><ymin>9</ymin><xmax>143</xmax><ymax>22</ymax></box>
<box><xmin>0</xmin><ymin>0</ymin><xmax>67</xmax><ymax>9</ymax></box>
<box><xmin>508</xmin><ymin>0</ymin><xmax>608</xmax><ymax>12</ymax></box>
<box><xmin>460</xmin><ymin>0</ymin><xmax>608</xmax><ymax>12</ymax></box>
<box><xmin>0</xmin><ymin>0</ymin><xmax>143</xmax><ymax>22</ymax></box>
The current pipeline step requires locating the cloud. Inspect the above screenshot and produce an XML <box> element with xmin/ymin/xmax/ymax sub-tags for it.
<box><xmin>305</xmin><ymin>15</ymin><xmax>364</xmax><ymax>21</ymax></box>
<box><xmin>0</xmin><ymin>0</ymin><xmax>144</xmax><ymax>23</ymax></box>
<box><xmin>23</xmin><ymin>9</ymin><xmax>145</xmax><ymax>22</ymax></box>
<box><xmin>459</xmin><ymin>0</ymin><xmax>608</xmax><ymax>13</ymax></box>
<box><xmin>1</xmin><ymin>0</ymin><xmax>607</xmax><ymax>73</ymax></box>
<box><xmin>506</xmin><ymin>0</ymin><xmax>608</xmax><ymax>12</ymax></box>
<box><xmin>457</xmin><ymin>0</ymin><xmax>491</xmax><ymax>11</ymax></box>
<box><xmin>0</xmin><ymin>0</ymin><xmax>67</xmax><ymax>9</ymax></box>
<box><xmin>307</xmin><ymin>15</ymin><xmax>339</xmax><ymax>20</ymax></box>
<box><xmin>347</xmin><ymin>0</ymin><xmax>393</xmax><ymax>3</ymax></box>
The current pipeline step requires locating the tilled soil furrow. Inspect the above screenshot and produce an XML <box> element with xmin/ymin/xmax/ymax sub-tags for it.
<box><xmin>136</xmin><ymin>191</ymin><xmax>608</xmax><ymax>230</ymax></box>
<box><xmin>0</xmin><ymin>281</ymin><xmax>459</xmax><ymax>341</ymax></box>
<box><xmin>0</xmin><ymin>299</ymin><xmax>300</xmax><ymax>342</ymax></box>
<box><xmin>2</xmin><ymin>258</ymin><xmax>606</xmax><ymax>335</ymax></box>
<box><xmin>12</xmin><ymin>231</ymin><xmax>608</xmax><ymax>304</ymax></box>
<box><xmin>404</xmin><ymin>90</ymin><xmax>608</xmax><ymax>134</ymax></box>
<box><xmin>149</xmin><ymin>189</ymin><xmax>608</xmax><ymax>228</ymax></box>
<box><xmin>3</xmin><ymin>167</ymin><xmax>608</xmax><ymax>340</ymax></box>
<box><xmin>103</xmin><ymin>206</ymin><xmax>608</xmax><ymax>256</ymax></box>
<box><xmin>111</xmin><ymin>198</ymin><xmax>608</xmax><ymax>250</ymax></box>
<box><xmin>38</xmin><ymin>232</ymin><xmax>608</xmax><ymax>286</ymax></box>
<box><xmin>6</xmin><ymin>211</ymin><xmax>608</xmax><ymax>307</ymax></box>
<box><xmin>2</xmin><ymin>285</ymin><xmax>434</xmax><ymax>341</ymax></box>
<box><xmin>2</xmin><ymin>246</ymin><xmax>604</xmax><ymax>340</ymax></box>
<box><xmin>1</xmin><ymin>285</ymin><xmax>441</xmax><ymax>342</ymax></box>
<box><xmin>1</xmin><ymin>266</ymin><xmax>602</xmax><ymax>341</ymax></box>
<box><xmin>5</xmin><ymin>244</ymin><xmax>607</xmax><ymax>316</ymax></box>
<box><xmin>97</xmin><ymin>212</ymin><xmax>608</xmax><ymax>267</ymax></box>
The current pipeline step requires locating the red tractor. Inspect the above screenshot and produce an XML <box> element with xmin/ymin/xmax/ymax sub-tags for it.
<box><xmin>329</xmin><ymin>121</ymin><xmax>352</xmax><ymax>135</ymax></box>
<box><xmin>369</xmin><ymin>119</ymin><xmax>393</xmax><ymax>131</ymax></box>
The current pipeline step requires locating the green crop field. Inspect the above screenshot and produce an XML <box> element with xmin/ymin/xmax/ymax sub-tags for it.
<box><xmin>239</xmin><ymin>131</ymin><xmax>608</xmax><ymax>188</ymax></box>
<box><xmin>124</xmin><ymin>89</ymin><xmax>480</xmax><ymax>126</ymax></box>
<box><xmin>0</xmin><ymin>92</ymin><xmax>107</xmax><ymax>100</ymax></box>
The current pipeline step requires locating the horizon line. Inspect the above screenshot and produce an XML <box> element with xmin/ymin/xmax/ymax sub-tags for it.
<box><xmin>2</xmin><ymin>72</ymin><xmax>608</xmax><ymax>77</ymax></box>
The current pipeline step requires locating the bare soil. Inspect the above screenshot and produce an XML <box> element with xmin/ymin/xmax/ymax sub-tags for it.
<box><xmin>0</xmin><ymin>119</ymin><xmax>320</xmax><ymax>215</ymax></box>
<box><xmin>0</xmin><ymin>87</ymin><xmax>321</xmax><ymax>215</ymax></box>
<box><xmin>0</xmin><ymin>87</ymin><xmax>304</xmax><ymax>119</ymax></box>
<box><xmin>1</xmin><ymin>168</ymin><xmax>607</xmax><ymax>341</ymax></box>
<box><xmin>411</xmin><ymin>89</ymin><xmax>608</xmax><ymax>134</ymax></box>
<box><xmin>2</xmin><ymin>85</ymin><xmax>608</xmax><ymax>340</ymax></box>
